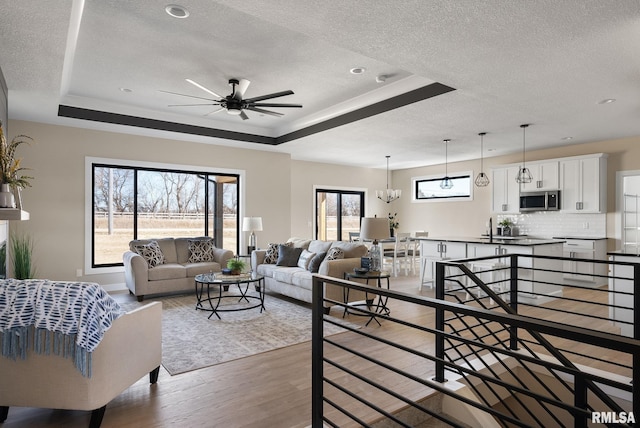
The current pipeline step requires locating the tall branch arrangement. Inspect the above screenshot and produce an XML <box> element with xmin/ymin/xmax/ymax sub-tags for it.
<box><xmin>0</xmin><ymin>125</ymin><xmax>33</xmax><ymax>188</ymax></box>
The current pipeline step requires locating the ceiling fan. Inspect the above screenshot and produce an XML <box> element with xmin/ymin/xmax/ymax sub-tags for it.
<box><xmin>161</xmin><ymin>78</ymin><xmax>302</xmax><ymax>120</ymax></box>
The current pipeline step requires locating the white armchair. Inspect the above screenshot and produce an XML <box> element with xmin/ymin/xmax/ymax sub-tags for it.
<box><xmin>0</xmin><ymin>301</ymin><xmax>162</xmax><ymax>427</ymax></box>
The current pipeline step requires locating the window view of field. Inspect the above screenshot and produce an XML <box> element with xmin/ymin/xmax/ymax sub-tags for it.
<box><xmin>93</xmin><ymin>166</ymin><xmax>238</xmax><ymax>266</ymax></box>
<box><xmin>316</xmin><ymin>191</ymin><xmax>363</xmax><ymax>241</ymax></box>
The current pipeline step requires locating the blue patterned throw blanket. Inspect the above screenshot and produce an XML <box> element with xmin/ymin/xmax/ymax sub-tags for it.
<box><xmin>0</xmin><ymin>279</ymin><xmax>125</xmax><ymax>377</ymax></box>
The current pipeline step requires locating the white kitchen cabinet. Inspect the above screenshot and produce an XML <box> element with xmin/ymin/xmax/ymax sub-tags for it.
<box><xmin>521</xmin><ymin>161</ymin><xmax>560</xmax><ymax>192</ymax></box>
<box><xmin>561</xmin><ymin>238</ymin><xmax>608</xmax><ymax>285</ymax></box>
<box><xmin>560</xmin><ymin>155</ymin><xmax>607</xmax><ymax>213</ymax></box>
<box><xmin>491</xmin><ymin>166</ymin><xmax>521</xmax><ymax>213</ymax></box>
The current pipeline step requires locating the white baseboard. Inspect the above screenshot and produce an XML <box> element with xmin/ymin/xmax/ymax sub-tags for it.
<box><xmin>103</xmin><ymin>282</ymin><xmax>128</xmax><ymax>294</ymax></box>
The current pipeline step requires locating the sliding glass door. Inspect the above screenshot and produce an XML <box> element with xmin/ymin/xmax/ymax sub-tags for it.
<box><xmin>316</xmin><ymin>189</ymin><xmax>365</xmax><ymax>241</ymax></box>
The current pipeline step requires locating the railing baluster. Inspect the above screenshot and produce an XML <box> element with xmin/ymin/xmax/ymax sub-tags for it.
<box><xmin>434</xmin><ymin>261</ymin><xmax>446</xmax><ymax>383</ymax></box>
<box><xmin>509</xmin><ymin>254</ymin><xmax>519</xmax><ymax>350</ymax></box>
<box><xmin>311</xmin><ymin>275</ymin><xmax>324</xmax><ymax>428</ymax></box>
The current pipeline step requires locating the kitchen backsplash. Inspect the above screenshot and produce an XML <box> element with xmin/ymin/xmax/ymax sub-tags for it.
<box><xmin>496</xmin><ymin>212</ymin><xmax>606</xmax><ymax>239</ymax></box>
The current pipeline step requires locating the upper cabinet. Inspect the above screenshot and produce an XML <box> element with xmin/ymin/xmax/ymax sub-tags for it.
<box><xmin>559</xmin><ymin>154</ymin><xmax>607</xmax><ymax>213</ymax></box>
<box><xmin>521</xmin><ymin>161</ymin><xmax>559</xmax><ymax>192</ymax></box>
<box><xmin>491</xmin><ymin>153</ymin><xmax>607</xmax><ymax>214</ymax></box>
<box><xmin>491</xmin><ymin>166</ymin><xmax>521</xmax><ymax>213</ymax></box>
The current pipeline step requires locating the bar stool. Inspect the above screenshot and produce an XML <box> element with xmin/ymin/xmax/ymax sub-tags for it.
<box><xmin>420</xmin><ymin>256</ymin><xmax>450</xmax><ymax>290</ymax></box>
<box><xmin>467</xmin><ymin>260</ymin><xmax>508</xmax><ymax>304</ymax></box>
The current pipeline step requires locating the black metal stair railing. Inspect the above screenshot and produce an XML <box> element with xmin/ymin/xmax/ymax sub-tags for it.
<box><xmin>310</xmin><ymin>254</ymin><xmax>640</xmax><ymax>428</ymax></box>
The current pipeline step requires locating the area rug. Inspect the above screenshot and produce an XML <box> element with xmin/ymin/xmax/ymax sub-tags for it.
<box><xmin>120</xmin><ymin>292</ymin><xmax>358</xmax><ymax>375</ymax></box>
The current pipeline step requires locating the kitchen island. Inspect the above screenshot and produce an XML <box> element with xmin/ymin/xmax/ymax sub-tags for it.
<box><xmin>416</xmin><ymin>236</ymin><xmax>565</xmax><ymax>304</ymax></box>
<box><xmin>607</xmin><ymin>251</ymin><xmax>639</xmax><ymax>338</ymax></box>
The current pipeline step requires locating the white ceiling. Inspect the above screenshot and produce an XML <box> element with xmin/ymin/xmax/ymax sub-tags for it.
<box><xmin>1</xmin><ymin>0</ymin><xmax>639</xmax><ymax>171</ymax></box>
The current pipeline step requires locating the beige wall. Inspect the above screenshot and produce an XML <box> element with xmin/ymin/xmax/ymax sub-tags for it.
<box><xmin>7</xmin><ymin>120</ymin><xmax>292</xmax><ymax>286</ymax></box>
<box><xmin>7</xmin><ymin>118</ymin><xmax>640</xmax><ymax>286</ymax></box>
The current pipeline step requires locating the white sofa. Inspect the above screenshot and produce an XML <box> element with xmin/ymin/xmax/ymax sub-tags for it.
<box><xmin>124</xmin><ymin>237</ymin><xmax>234</xmax><ymax>301</ymax></box>
<box><xmin>0</xmin><ymin>280</ymin><xmax>162</xmax><ymax>428</ymax></box>
<box><xmin>251</xmin><ymin>238</ymin><xmax>369</xmax><ymax>312</ymax></box>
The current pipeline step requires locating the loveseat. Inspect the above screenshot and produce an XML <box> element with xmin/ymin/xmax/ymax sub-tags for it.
<box><xmin>0</xmin><ymin>279</ymin><xmax>162</xmax><ymax>428</ymax></box>
<box><xmin>124</xmin><ymin>237</ymin><xmax>234</xmax><ymax>301</ymax></box>
<box><xmin>251</xmin><ymin>237</ymin><xmax>369</xmax><ymax>312</ymax></box>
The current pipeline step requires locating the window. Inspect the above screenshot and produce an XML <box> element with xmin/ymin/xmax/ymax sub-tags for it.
<box><xmin>315</xmin><ymin>189</ymin><xmax>365</xmax><ymax>241</ymax></box>
<box><xmin>91</xmin><ymin>161</ymin><xmax>239</xmax><ymax>268</ymax></box>
<box><xmin>412</xmin><ymin>172</ymin><xmax>473</xmax><ymax>202</ymax></box>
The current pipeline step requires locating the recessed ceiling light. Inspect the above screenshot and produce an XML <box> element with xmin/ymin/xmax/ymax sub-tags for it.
<box><xmin>561</xmin><ymin>136</ymin><xmax>573</xmax><ymax>141</ymax></box>
<box><xmin>350</xmin><ymin>67</ymin><xmax>366</xmax><ymax>75</ymax></box>
<box><xmin>119</xmin><ymin>87</ymin><xmax>132</xmax><ymax>93</ymax></box>
<box><xmin>597</xmin><ymin>98</ymin><xmax>616</xmax><ymax>105</ymax></box>
<box><xmin>165</xmin><ymin>4</ymin><xmax>189</xmax><ymax>18</ymax></box>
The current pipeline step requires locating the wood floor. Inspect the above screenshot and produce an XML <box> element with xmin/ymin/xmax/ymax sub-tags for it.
<box><xmin>2</xmin><ymin>273</ymin><xmax>630</xmax><ymax>427</ymax></box>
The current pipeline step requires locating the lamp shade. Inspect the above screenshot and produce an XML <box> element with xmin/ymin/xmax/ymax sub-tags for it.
<box><xmin>242</xmin><ymin>217</ymin><xmax>263</xmax><ymax>232</ymax></box>
<box><xmin>360</xmin><ymin>217</ymin><xmax>390</xmax><ymax>241</ymax></box>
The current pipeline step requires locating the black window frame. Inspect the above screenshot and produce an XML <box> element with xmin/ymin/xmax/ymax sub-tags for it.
<box><xmin>314</xmin><ymin>188</ymin><xmax>365</xmax><ymax>241</ymax></box>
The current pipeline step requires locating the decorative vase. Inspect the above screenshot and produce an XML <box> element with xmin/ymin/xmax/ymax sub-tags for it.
<box><xmin>0</xmin><ymin>184</ymin><xmax>15</xmax><ymax>208</ymax></box>
<box><xmin>390</xmin><ymin>228</ymin><xmax>395</xmax><ymax>238</ymax></box>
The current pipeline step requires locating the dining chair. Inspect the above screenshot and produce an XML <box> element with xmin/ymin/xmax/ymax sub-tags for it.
<box><xmin>410</xmin><ymin>231</ymin><xmax>429</xmax><ymax>274</ymax></box>
<box><xmin>383</xmin><ymin>232</ymin><xmax>411</xmax><ymax>276</ymax></box>
<box><xmin>348</xmin><ymin>232</ymin><xmax>360</xmax><ymax>242</ymax></box>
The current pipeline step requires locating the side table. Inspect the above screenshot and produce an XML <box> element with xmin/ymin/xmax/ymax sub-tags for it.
<box><xmin>343</xmin><ymin>270</ymin><xmax>391</xmax><ymax>326</ymax></box>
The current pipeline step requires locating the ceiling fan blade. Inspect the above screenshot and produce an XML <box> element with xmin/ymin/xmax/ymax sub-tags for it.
<box><xmin>250</xmin><ymin>102</ymin><xmax>303</xmax><ymax>108</ymax></box>
<box><xmin>232</xmin><ymin>79</ymin><xmax>251</xmax><ymax>100</ymax></box>
<box><xmin>239</xmin><ymin>111</ymin><xmax>250</xmax><ymax>120</ymax></box>
<box><xmin>159</xmin><ymin>90</ymin><xmax>217</xmax><ymax>102</ymax></box>
<box><xmin>205</xmin><ymin>107</ymin><xmax>225</xmax><ymax>116</ymax></box>
<box><xmin>185</xmin><ymin>78</ymin><xmax>224</xmax><ymax>99</ymax></box>
<box><xmin>244</xmin><ymin>90</ymin><xmax>294</xmax><ymax>103</ymax></box>
<box><xmin>246</xmin><ymin>106</ymin><xmax>284</xmax><ymax>117</ymax></box>
<box><xmin>168</xmin><ymin>103</ymin><xmax>221</xmax><ymax>107</ymax></box>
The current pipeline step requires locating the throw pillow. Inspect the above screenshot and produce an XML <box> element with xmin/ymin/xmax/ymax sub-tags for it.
<box><xmin>133</xmin><ymin>240</ymin><xmax>165</xmax><ymax>267</ymax></box>
<box><xmin>188</xmin><ymin>239</ymin><xmax>214</xmax><ymax>263</ymax></box>
<box><xmin>325</xmin><ymin>247</ymin><xmax>345</xmax><ymax>261</ymax></box>
<box><xmin>297</xmin><ymin>249</ymin><xmax>317</xmax><ymax>270</ymax></box>
<box><xmin>276</xmin><ymin>245</ymin><xmax>303</xmax><ymax>267</ymax></box>
<box><xmin>265</xmin><ymin>242</ymin><xmax>292</xmax><ymax>264</ymax></box>
<box><xmin>307</xmin><ymin>252</ymin><xmax>327</xmax><ymax>273</ymax></box>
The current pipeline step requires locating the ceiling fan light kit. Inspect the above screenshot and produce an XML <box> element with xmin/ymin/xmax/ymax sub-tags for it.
<box><xmin>162</xmin><ymin>77</ymin><xmax>302</xmax><ymax>120</ymax></box>
<box><xmin>515</xmin><ymin>124</ymin><xmax>533</xmax><ymax>184</ymax></box>
<box><xmin>376</xmin><ymin>155</ymin><xmax>401</xmax><ymax>203</ymax></box>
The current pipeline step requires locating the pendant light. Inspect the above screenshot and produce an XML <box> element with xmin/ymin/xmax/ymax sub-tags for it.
<box><xmin>474</xmin><ymin>132</ymin><xmax>490</xmax><ymax>187</ymax></box>
<box><xmin>376</xmin><ymin>155</ymin><xmax>401</xmax><ymax>203</ymax></box>
<box><xmin>515</xmin><ymin>124</ymin><xmax>533</xmax><ymax>184</ymax></box>
<box><xmin>440</xmin><ymin>139</ymin><xmax>453</xmax><ymax>190</ymax></box>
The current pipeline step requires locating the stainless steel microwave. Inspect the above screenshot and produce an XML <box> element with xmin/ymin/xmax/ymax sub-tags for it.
<box><xmin>519</xmin><ymin>190</ymin><xmax>560</xmax><ymax>212</ymax></box>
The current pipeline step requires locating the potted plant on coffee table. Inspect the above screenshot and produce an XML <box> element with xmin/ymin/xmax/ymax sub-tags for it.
<box><xmin>227</xmin><ymin>258</ymin><xmax>246</xmax><ymax>275</ymax></box>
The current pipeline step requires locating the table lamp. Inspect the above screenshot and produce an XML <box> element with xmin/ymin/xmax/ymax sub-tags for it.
<box><xmin>360</xmin><ymin>217</ymin><xmax>390</xmax><ymax>272</ymax></box>
<box><xmin>242</xmin><ymin>216</ymin><xmax>263</xmax><ymax>254</ymax></box>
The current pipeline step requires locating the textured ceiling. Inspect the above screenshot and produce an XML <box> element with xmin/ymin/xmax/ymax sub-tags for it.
<box><xmin>1</xmin><ymin>0</ymin><xmax>639</xmax><ymax>171</ymax></box>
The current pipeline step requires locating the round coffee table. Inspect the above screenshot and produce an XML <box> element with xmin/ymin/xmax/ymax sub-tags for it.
<box><xmin>194</xmin><ymin>272</ymin><xmax>265</xmax><ymax>319</ymax></box>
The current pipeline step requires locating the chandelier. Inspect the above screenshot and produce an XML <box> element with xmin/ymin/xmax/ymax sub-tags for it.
<box><xmin>376</xmin><ymin>155</ymin><xmax>401</xmax><ymax>203</ymax></box>
<box><xmin>474</xmin><ymin>132</ymin><xmax>490</xmax><ymax>187</ymax></box>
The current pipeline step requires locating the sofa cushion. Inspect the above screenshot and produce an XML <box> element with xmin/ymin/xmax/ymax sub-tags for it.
<box><xmin>308</xmin><ymin>240</ymin><xmax>332</xmax><ymax>254</ymax></box>
<box><xmin>175</xmin><ymin>237</ymin><xmax>211</xmax><ymax>264</ymax></box>
<box><xmin>329</xmin><ymin>241</ymin><xmax>368</xmax><ymax>258</ymax></box>
<box><xmin>132</xmin><ymin>240</ymin><xmax>166</xmax><ymax>267</ymax></box>
<box><xmin>326</xmin><ymin>247</ymin><xmax>344</xmax><ymax>261</ymax></box>
<box><xmin>297</xmin><ymin>249</ymin><xmax>316</xmax><ymax>270</ymax></box>
<box><xmin>148</xmin><ymin>263</ymin><xmax>187</xmax><ymax>281</ymax></box>
<box><xmin>187</xmin><ymin>239</ymin><xmax>215</xmax><ymax>263</ymax></box>
<box><xmin>307</xmin><ymin>251</ymin><xmax>327</xmax><ymax>273</ymax></box>
<box><xmin>273</xmin><ymin>266</ymin><xmax>307</xmax><ymax>284</ymax></box>
<box><xmin>265</xmin><ymin>242</ymin><xmax>292</xmax><ymax>264</ymax></box>
<box><xmin>256</xmin><ymin>263</ymin><xmax>279</xmax><ymax>277</ymax></box>
<box><xmin>130</xmin><ymin>238</ymin><xmax>177</xmax><ymax>263</ymax></box>
<box><xmin>291</xmin><ymin>270</ymin><xmax>313</xmax><ymax>291</ymax></box>
<box><xmin>184</xmin><ymin>261</ymin><xmax>221</xmax><ymax>277</ymax></box>
<box><xmin>286</xmin><ymin>237</ymin><xmax>312</xmax><ymax>249</ymax></box>
<box><xmin>276</xmin><ymin>245</ymin><xmax>303</xmax><ymax>267</ymax></box>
